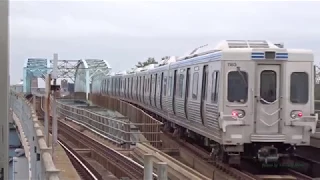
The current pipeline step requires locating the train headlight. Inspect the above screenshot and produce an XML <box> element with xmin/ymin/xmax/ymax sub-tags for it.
<box><xmin>232</xmin><ymin>110</ymin><xmax>245</xmax><ymax>119</ymax></box>
<box><xmin>290</xmin><ymin>110</ymin><xmax>303</xmax><ymax>119</ymax></box>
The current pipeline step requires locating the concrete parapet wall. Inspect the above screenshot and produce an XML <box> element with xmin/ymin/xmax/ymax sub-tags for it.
<box><xmin>10</xmin><ymin>90</ymin><xmax>60</xmax><ymax>180</ymax></box>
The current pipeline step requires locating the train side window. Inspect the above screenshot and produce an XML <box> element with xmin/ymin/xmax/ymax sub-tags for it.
<box><xmin>227</xmin><ymin>71</ymin><xmax>248</xmax><ymax>103</ymax></box>
<box><xmin>146</xmin><ymin>77</ymin><xmax>148</xmax><ymax>92</ymax></box>
<box><xmin>168</xmin><ymin>76</ymin><xmax>172</xmax><ymax>96</ymax></box>
<box><xmin>124</xmin><ymin>78</ymin><xmax>126</xmax><ymax>94</ymax></box>
<box><xmin>114</xmin><ymin>78</ymin><xmax>116</xmax><ymax>93</ymax></box>
<box><xmin>104</xmin><ymin>79</ymin><xmax>107</xmax><ymax>93</ymax></box>
<box><xmin>192</xmin><ymin>72</ymin><xmax>199</xmax><ymax>99</ymax></box>
<box><xmin>116</xmin><ymin>78</ymin><xmax>118</xmax><ymax>94</ymax></box>
<box><xmin>146</xmin><ymin>78</ymin><xmax>148</xmax><ymax>92</ymax></box>
<box><xmin>178</xmin><ymin>74</ymin><xmax>184</xmax><ymax>98</ymax></box>
<box><xmin>111</xmin><ymin>79</ymin><xmax>113</xmax><ymax>93</ymax></box>
<box><xmin>163</xmin><ymin>76</ymin><xmax>167</xmax><ymax>96</ymax></box>
<box><xmin>154</xmin><ymin>75</ymin><xmax>156</xmax><ymax>94</ymax></box>
<box><xmin>144</xmin><ymin>76</ymin><xmax>146</xmax><ymax>94</ymax></box>
<box><xmin>139</xmin><ymin>77</ymin><xmax>142</xmax><ymax>97</ymax></box>
<box><xmin>126</xmin><ymin>78</ymin><xmax>128</xmax><ymax>94</ymax></box>
<box><xmin>150</xmin><ymin>75</ymin><xmax>153</xmax><ymax>93</ymax></box>
<box><xmin>290</xmin><ymin>72</ymin><xmax>308</xmax><ymax>104</ymax></box>
<box><xmin>136</xmin><ymin>77</ymin><xmax>139</xmax><ymax>96</ymax></box>
<box><xmin>122</xmin><ymin>79</ymin><xmax>124</xmax><ymax>92</ymax></box>
<box><xmin>157</xmin><ymin>74</ymin><xmax>161</xmax><ymax>94</ymax></box>
<box><xmin>211</xmin><ymin>71</ymin><xmax>220</xmax><ymax>103</ymax></box>
<box><xmin>143</xmin><ymin>76</ymin><xmax>146</xmax><ymax>93</ymax></box>
<box><xmin>131</xmin><ymin>77</ymin><xmax>133</xmax><ymax>97</ymax></box>
<box><xmin>107</xmin><ymin>79</ymin><xmax>109</xmax><ymax>93</ymax></box>
<box><xmin>119</xmin><ymin>78</ymin><xmax>121</xmax><ymax>94</ymax></box>
<box><xmin>202</xmin><ymin>65</ymin><xmax>209</xmax><ymax>100</ymax></box>
<box><xmin>119</xmin><ymin>79</ymin><xmax>121</xmax><ymax>92</ymax></box>
<box><xmin>114</xmin><ymin>78</ymin><xmax>116</xmax><ymax>94</ymax></box>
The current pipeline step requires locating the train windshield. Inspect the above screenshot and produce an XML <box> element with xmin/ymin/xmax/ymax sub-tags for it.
<box><xmin>227</xmin><ymin>71</ymin><xmax>248</xmax><ymax>103</ymax></box>
<box><xmin>290</xmin><ymin>72</ymin><xmax>308</xmax><ymax>104</ymax></box>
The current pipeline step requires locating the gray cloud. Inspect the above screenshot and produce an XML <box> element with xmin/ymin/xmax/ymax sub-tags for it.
<box><xmin>9</xmin><ymin>1</ymin><xmax>320</xmax><ymax>84</ymax></box>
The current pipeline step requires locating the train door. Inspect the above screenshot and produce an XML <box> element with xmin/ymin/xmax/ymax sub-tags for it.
<box><xmin>184</xmin><ymin>68</ymin><xmax>191</xmax><ymax>119</ymax></box>
<box><xmin>255</xmin><ymin>65</ymin><xmax>281</xmax><ymax>134</ymax></box>
<box><xmin>200</xmin><ymin>65</ymin><xmax>208</xmax><ymax>125</ymax></box>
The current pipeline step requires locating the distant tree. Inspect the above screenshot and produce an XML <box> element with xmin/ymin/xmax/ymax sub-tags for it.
<box><xmin>161</xmin><ymin>56</ymin><xmax>170</xmax><ymax>61</ymax></box>
<box><xmin>136</xmin><ymin>57</ymin><xmax>158</xmax><ymax>68</ymax></box>
<box><xmin>135</xmin><ymin>62</ymin><xmax>144</xmax><ymax>68</ymax></box>
<box><xmin>126</xmin><ymin>67</ymin><xmax>136</xmax><ymax>74</ymax></box>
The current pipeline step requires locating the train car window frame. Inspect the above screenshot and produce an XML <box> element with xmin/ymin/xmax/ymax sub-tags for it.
<box><xmin>124</xmin><ymin>78</ymin><xmax>126</xmax><ymax>94</ymax></box>
<box><xmin>227</xmin><ymin>71</ymin><xmax>248</xmax><ymax>103</ymax></box>
<box><xmin>157</xmin><ymin>73</ymin><xmax>161</xmax><ymax>95</ymax></box>
<box><xmin>168</xmin><ymin>76</ymin><xmax>172</xmax><ymax>97</ymax></box>
<box><xmin>146</xmin><ymin>78</ymin><xmax>149</xmax><ymax>92</ymax></box>
<box><xmin>131</xmin><ymin>77</ymin><xmax>133</xmax><ymax>97</ymax></box>
<box><xmin>290</xmin><ymin>72</ymin><xmax>309</xmax><ymax>104</ymax></box>
<box><xmin>150</xmin><ymin>75</ymin><xmax>153</xmax><ymax>95</ymax></box>
<box><xmin>139</xmin><ymin>76</ymin><xmax>142</xmax><ymax>99</ymax></box>
<box><xmin>144</xmin><ymin>77</ymin><xmax>146</xmax><ymax>92</ymax></box>
<box><xmin>192</xmin><ymin>72</ymin><xmax>199</xmax><ymax>100</ymax></box>
<box><xmin>202</xmin><ymin>65</ymin><xmax>209</xmax><ymax>101</ymax></box>
<box><xmin>154</xmin><ymin>74</ymin><xmax>158</xmax><ymax>97</ymax></box>
<box><xmin>211</xmin><ymin>71</ymin><xmax>220</xmax><ymax>103</ymax></box>
<box><xmin>163</xmin><ymin>76</ymin><xmax>167</xmax><ymax>96</ymax></box>
<box><xmin>119</xmin><ymin>78</ymin><xmax>122</xmax><ymax>93</ymax></box>
<box><xmin>178</xmin><ymin>74</ymin><xmax>184</xmax><ymax>98</ymax></box>
<box><xmin>260</xmin><ymin>70</ymin><xmax>277</xmax><ymax>104</ymax></box>
<box><xmin>136</xmin><ymin>76</ymin><xmax>139</xmax><ymax>97</ymax></box>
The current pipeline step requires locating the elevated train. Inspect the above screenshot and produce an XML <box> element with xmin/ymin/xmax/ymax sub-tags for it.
<box><xmin>92</xmin><ymin>40</ymin><xmax>318</xmax><ymax>165</ymax></box>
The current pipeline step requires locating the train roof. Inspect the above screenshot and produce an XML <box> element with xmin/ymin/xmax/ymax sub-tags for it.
<box><xmin>106</xmin><ymin>40</ymin><xmax>313</xmax><ymax>78</ymax></box>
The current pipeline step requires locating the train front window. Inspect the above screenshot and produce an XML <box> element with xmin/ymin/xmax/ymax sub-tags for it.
<box><xmin>227</xmin><ymin>71</ymin><xmax>248</xmax><ymax>103</ymax></box>
<box><xmin>260</xmin><ymin>70</ymin><xmax>277</xmax><ymax>103</ymax></box>
<box><xmin>290</xmin><ymin>72</ymin><xmax>308</xmax><ymax>104</ymax></box>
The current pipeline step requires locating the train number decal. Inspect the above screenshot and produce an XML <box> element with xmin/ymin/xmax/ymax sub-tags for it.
<box><xmin>228</xmin><ymin>63</ymin><xmax>237</xmax><ymax>67</ymax></box>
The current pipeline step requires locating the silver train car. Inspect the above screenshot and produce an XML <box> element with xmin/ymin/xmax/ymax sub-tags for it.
<box><xmin>92</xmin><ymin>40</ymin><xmax>318</xmax><ymax>164</ymax></box>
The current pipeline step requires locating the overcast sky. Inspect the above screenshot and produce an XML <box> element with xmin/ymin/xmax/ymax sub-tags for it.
<box><xmin>9</xmin><ymin>1</ymin><xmax>320</xmax><ymax>84</ymax></box>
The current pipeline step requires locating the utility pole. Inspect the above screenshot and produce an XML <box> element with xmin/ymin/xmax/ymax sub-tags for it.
<box><xmin>0</xmin><ymin>0</ymin><xmax>9</xmax><ymax>179</ymax></box>
<box><xmin>51</xmin><ymin>53</ymin><xmax>59</xmax><ymax>161</ymax></box>
<box><xmin>45</xmin><ymin>74</ymin><xmax>51</xmax><ymax>145</ymax></box>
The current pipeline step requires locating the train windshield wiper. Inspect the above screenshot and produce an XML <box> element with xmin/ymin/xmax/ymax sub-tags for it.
<box><xmin>237</xmin><ymin>67</ymin><xmax>248</xmax><ymax>87</ymax></box>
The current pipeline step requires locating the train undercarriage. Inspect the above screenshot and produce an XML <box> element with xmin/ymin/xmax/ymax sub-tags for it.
<box><xmin>167</xmin><ymin>124</ymin><xmax>296</xmax><ymax>165</ymax></box>
<box><xmin>133</xmin><ymin>104</ymin><xmax>296</xmax><ymax>166</ymax></box>
<box><xmin>162</xmin><ymin>119</ymin><xmax>296</xmax><ymax>166</ymax></box>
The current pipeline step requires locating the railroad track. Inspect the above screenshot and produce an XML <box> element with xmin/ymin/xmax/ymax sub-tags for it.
<box><xmin>57</xmin><ymin>119</ymin><xmax>151</xmax><ymax>180</ymax></box>
<box><xmin>286</xmin><ymin>169</ymin><xmax>314</xmax><ymax>180</ymax></box>
<box><xmin>37</xmin><ymin>109</ymin><xmax>146</xmax><ymax>179</ymax></box>
<box><xmin>58</xmin><ymin>139</ymin><xmax>97</xmax><ymax>180</ymax></box>
<box><xmin>133</xmin><ymin>142</ymin><xmax>211</xmax><ymax>180</ymax></box>
<box><xmin>161</xmin><ymin>132</ymin><xmax>258</xmax><ymax>180</ymax></box>
<box><xmin>36</xmin><ymin>112</ymin><xmax>101</xmax><ymax>179</ymax></box>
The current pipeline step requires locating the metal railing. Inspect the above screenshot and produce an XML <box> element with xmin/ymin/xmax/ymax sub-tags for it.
<box><xmin>10</xmin><ymin>90</ymin><xmax>60</xmax><ymax>180</ymax></box>
<box><xmin>56</xmin><ymin>99</ymin><xmax>162</xmax><ymax>148</ymax></box>
<box><xmin>88</xmin><ymin>94</ymin><xmax>163</xmax><ymax>148</ymax></box>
